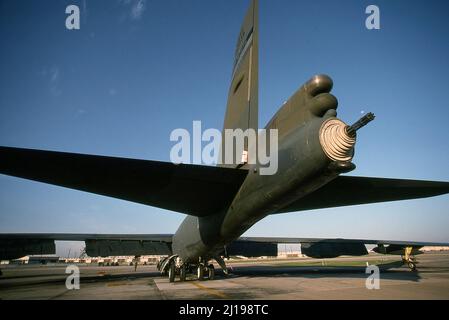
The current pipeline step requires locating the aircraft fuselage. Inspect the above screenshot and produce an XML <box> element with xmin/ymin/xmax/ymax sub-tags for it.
<box><xmin>172</xmin><ymin>87</ymin><xmax>355</xmax><ymax>263</ymax></box>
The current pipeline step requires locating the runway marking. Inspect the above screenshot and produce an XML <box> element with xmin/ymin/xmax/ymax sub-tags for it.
<box><xmin>107</xmin><ymin>282</ymin><xmax>131</xmax><ymax>287</ymax></box>
<box><xmin>190</xmin><ymin>281</ymin><xmax>229</xmax><ymax>299</ymax></box>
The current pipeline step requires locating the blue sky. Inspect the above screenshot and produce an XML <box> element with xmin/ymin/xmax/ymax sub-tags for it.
<box><xmin>1</xmin><ymin>0</ymin><xmax>448</xmax><ymax>256</ymax></box>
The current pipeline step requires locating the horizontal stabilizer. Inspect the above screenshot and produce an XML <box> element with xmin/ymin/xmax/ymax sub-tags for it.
<box><xmin>0</xmin><ymin>146</ymin><xmax>248</xmax><ymax>216</ymax></box>
<box><xmin>276</xmin><ymin>176</ymin><xmax>449</xmax><ymax>213</ymax></box>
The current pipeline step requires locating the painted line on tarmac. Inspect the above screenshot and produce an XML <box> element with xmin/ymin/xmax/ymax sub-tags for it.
<box><xmin>190</xmin><ymin>281</ymin><xmax>229</xmax><ymax>299</ymax></box>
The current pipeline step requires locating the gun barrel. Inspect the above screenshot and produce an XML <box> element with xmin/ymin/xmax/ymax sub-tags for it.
<box><xmin>346</xmin><ymin>112</ymin><xmax>375</xmax><ymax>136</ymax></box>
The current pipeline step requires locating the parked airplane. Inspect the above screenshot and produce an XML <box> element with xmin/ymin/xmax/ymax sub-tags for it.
<box><xmin>1</xmin><ymin>0</ymin><xmax>449</xmax><ymax>281</ymax></box>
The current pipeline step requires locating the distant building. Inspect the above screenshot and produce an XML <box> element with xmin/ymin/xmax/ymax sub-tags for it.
<box><xmin>59</xmin><ymin>255</ymin><xmax>166</xmax><ymax>265</ymax></box>
<box><xmin>277</xmin><ymin>251</ymin><xmax>303</xmax><ymax>259</ymax></box>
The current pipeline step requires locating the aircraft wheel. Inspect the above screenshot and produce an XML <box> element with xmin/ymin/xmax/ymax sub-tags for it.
<box><xmin>179</xmin><ymin>265</ymin><xmax>186</xmax><ymax>282</ymax></box>
<box><xmin>168</xmin><ymin>261</ymin><xmax>176</xmax><ymax>283</ymax></box>
<box><xmin>408</xmin><ymin>262</ymin><xmax>417</xmax><ymax>271</ymax></box>
<box><xmin>197</xmin><ymin>264</ymin><xmax>204</xmax><ymax>281</ymax></box>
<box><xmin>208</xmin><ymin>264</ymin><xmax>215</xmax><ymax>280</ymax></box>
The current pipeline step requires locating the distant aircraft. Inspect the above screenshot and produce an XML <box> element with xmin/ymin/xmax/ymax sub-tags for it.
<box><xmin>1</xmin><ymin>0</ymin><xmax>449</xmax><ymax>281</ymax></box>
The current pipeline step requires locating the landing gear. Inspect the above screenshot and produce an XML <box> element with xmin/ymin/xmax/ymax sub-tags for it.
<box><xmin>208</xmin><ymin>264</ymin><xmax>215</xmax><ymax>280</ymax></box>
<box><xmin>179</xmin><ymin>265</ymin><xmax>186</xmax><ymax>282</ymax></box>
<box><xmin>157</xmin><ymin>255</ymin><xmax>228</xmax><ymax>282</ymax></box>
<box><xmin>196</xmin><ymin>264</ymin><xmax>215</xmax><ymax>280</ymax></box>
<box><xmin>214</xmin><ymin>255</ymin><xmax>229</xmax><ymax>276</ymax></box>
<box><xmin>168</xmin><ymin>261</ymin><xmax>176</xmax><ymax>283</ymax></box>
<box><xmin>402</xmin><ymin>247</ymin><xmax>418</xmax><ymax>272</ymax></box>
<box><xmin>197</xmin><ymin>264</ymin><xmax>204</xmax><ymax>281</ymax></box>
<box><xmin>408</xmin><ymin>261</ymin><xmax>417</xmax><ymax>271</ymax></box>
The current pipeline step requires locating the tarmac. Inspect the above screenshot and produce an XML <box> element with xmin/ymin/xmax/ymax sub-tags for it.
<box><xmin>1</xmin><ymin>252</ymin><xmax>449</xmax><ymax>300</ymax></box>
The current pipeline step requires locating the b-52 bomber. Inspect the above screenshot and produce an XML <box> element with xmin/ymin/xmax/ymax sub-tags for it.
<box><xmin>1</xmin><ymin>0</ymin><xmax>449</xmax><ymax>281</ymax></box>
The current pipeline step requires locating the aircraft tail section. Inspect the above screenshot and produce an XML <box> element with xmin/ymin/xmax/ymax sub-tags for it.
<box><xmin>219</xmin><ymin>0</ymin><xmax>258</xmax><ymax>167</ymax></box>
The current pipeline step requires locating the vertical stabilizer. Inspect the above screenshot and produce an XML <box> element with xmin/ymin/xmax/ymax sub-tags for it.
<box><xmin>219</xmin><ymin>0</ymin><xmax>258</xmax><ymax>168</ymax></box>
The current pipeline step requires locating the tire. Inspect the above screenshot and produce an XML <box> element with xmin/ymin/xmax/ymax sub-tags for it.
<box><xmin>197</xmin><ymin>265</ymin><xmax>204</xmax><ymax>281</ymax></box>
<box><xmin>408</xmin><ymin>262</ymin><xmax>416</xmax><ymax>271</ymax></box>
<box><xmin>208</xmin><ymin>265</ymin><xmax>215</xmax><ymax>280</ymax></box>
<box><xmin>179</xmin><ymin>265</ymin><xmax>186</xmax><ymax>282</ymax></box>
<box><xmin>168</xmin><ymin>262</ymin><xmax>176</xmax><ymax>283</ymax></box>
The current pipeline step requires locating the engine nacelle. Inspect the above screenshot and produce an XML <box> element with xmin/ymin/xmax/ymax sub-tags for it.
<box><xmin>0</xmin><ymin>239</ymin><xmax>55</xmax><ymax>260</ymax></box>
<box><xmin>225</xmin><ymin>240</ymin><xmax>278</xmax><ymax>258</ymax></box>
<box><xmin>85</xmin><ymin>239</ymin><xmax>172</xmax><ymax>257</ymax></box>
<box><xmin>301</xmin><ymin>241</ymin><xmax>368</xmax><ymax>259</ymax></box>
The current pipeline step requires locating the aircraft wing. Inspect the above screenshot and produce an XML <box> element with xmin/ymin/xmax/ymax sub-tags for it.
<box><xmin>0</xmin><ymin>146</ymin><xmax>248</xmax><ymax>217</ymax></box>
<box><xmin>238</xmin><ymin>236</ymin><xmax>449</xmax><ymax>247</ymax></box>
<box><xmin>276</xmin><ymin>176</ymin><xmax>449</xmax><ymax>213</ymax></box>
<box><xmin>0</xmin><ymin>233</ymin><xmax>174</xmax><ymax>260</ymax></box>
<box><xmin>237</xmin><ymin>236</ymin><xmax>449</xmax><ymax>258</ymax></box>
